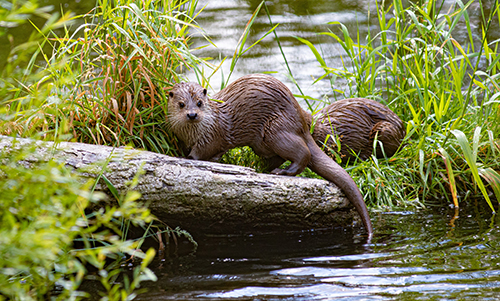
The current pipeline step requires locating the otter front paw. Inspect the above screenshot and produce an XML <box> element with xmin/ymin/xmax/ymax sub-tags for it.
<box><xmin>187</xmin><ymin>152</ymin><xmax>199</xmax><ymax>160</ymax></box>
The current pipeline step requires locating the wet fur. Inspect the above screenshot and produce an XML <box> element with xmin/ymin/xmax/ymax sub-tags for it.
<box><xmin>308</xmin><ymin>98</ymin><xmax>406</xmax><ymax>163</ymax></box>
<box><xmin>168</xmin><ymin>74</ymin><xmax>373</xmax><ymax>235</ymax></box>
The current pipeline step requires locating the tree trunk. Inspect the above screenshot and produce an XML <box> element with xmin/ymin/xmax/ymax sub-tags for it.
<box><xmin>0</xmin><ymin>135</ymin><xmax>360</xmax><ymax>234</ymax></box>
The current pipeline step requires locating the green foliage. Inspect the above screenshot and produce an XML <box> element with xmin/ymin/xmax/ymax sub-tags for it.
<box><xmin>296</xmin><ymin>0</ymin><xmax>500</xmax><ymax>209</ymax></box>
<box><xmin>0</xmin><ymin>1</ymin><xmax>74</xmax><ymax>140</ymax></box>
<box><xmin>221</xmin><ymin>146</ymin><xmax>269</xmax><ymax>173</ymax></box>
<box><xmin>65</xmin><ymin>0</ymin><xmax>203</xmax><ymax>154</ymax></box>
<box><xmin>0</xmin><ymin>1</ymin><xmax>200</xmax><ymax>299</ymax></box>
<box><xmin>0</xmin><ymin>145</ymin><xmax>157</xmax><ymax>300</ymax></box>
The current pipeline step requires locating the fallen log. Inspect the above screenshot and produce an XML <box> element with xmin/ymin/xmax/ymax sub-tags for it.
<box><xmin>0</xmin><ymin>135</ymin><xmax>361</xmax><ymax>234</ymax></box>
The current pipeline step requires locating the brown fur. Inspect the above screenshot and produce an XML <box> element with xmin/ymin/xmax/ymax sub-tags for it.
<box><xmin>168</xmin><ymin>74</ymin><xmax>373</xmax><ymax>235</ymax></box>
<box><xmin>308</xmin><ymin>98</ymin><xmax>406</xmax><ymax>163</ymax></box>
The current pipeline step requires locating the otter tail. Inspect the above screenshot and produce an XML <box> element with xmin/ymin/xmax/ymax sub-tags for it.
<box><xmin>306</xmin><ymin>136</ymin><xmax>373</xmax><ymax>236</ymax></box>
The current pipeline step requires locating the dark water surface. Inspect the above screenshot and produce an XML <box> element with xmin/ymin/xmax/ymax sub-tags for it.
<box><xmin>135</xmin><ymin>207</ymin><xmax>500</xmax><ymax>300</ymax></box>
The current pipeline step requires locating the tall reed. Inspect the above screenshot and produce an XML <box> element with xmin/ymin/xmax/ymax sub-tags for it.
<box><xmin>297</xmin><ymin>0</ymin><xmax>500</xmax><ymax>210</ymax></box>
<box><xmin>2</xmin><ymin>0</ymin><xmax>205</xmax><ymax>156</ymax></box>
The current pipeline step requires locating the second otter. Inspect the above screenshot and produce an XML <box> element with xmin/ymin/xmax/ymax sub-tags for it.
<box><xmin>168</xmin><ymin>74</ymin><xmax>373</xmax><ymax>235</ymax></box>
<box><xmin>309</xmin><ymin>98</ymin><xmax>406</xmax><ymax>163</ymax></box>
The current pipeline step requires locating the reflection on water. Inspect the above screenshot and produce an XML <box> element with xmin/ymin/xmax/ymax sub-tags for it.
<box><xmin>189</xmin><ymin>0</ymin><xmax>375</xmax><ymax>100</ymax></box>
<box><xmin>135</xmin><ymin>207</ymin><xmax>500</xmax><ymax>300</ymax></box>
<box><xmin>189</xmin><ymin>0</ymin><xmax>495</xmax><ymax>103</ymax></box>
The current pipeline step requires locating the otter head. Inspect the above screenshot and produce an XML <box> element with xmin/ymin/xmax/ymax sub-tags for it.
<box><xmin>168</xmin><ymin>82</ymin><xmax>210</xmax><ymax>123</ymax></box>
<box><xmin>167</xmin><ymin>82</ymin><xmax>216</xmax><ymax>147</ymax></box>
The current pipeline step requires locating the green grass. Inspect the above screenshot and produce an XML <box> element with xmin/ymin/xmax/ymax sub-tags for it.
<box><xmin>1</xmin><ymin>0</ymin><xmax>205</xmax><ymax>156</ymax></box>
<box><xmin>295</xmin><ymin>0</ymin><xmax>500</xmax><ymax>210</ymax></box>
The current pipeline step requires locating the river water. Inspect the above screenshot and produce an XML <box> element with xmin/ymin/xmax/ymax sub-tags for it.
<box><xmin>135</xmin><ymin>205</ymin><xmax>500</xmax><ymax>300</ymax></box>
<box><xmin>187</xmin><ymin>0</ymin><xmax>376</xmax><ymax>101</ymax></box>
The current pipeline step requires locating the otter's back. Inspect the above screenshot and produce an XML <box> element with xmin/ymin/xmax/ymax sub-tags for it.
<box><xmin>213</xmin><ymin>74</ymin><xmax>307</xmax><ymax>146</ymax></box>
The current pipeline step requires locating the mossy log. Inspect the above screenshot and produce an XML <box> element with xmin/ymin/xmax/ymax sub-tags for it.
<box><xmin>0</xmin><ymin>135</ymin><xmax>361</xmax><ymax>234</ymax></box>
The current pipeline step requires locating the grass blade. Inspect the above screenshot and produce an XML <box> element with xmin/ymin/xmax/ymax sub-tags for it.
<box><xmin>439</xmin><ymin>147</ymin><xmax>458</xmax><ymax>208</ymax></box>
<box><xmin>479</xmin><ymin>168</ymin><xmax>500</xmax><ymax>206</ymax></box>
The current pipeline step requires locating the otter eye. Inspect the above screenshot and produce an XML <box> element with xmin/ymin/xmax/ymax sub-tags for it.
<box><xmin>179</xmin><ymin>102</ymin><xmax>185</xmax><ymax>109</ymax></box>
<box><xmin>197</xmin><ymin>101</ymin><xmax>202</xmax><ymax>107</ymax></box>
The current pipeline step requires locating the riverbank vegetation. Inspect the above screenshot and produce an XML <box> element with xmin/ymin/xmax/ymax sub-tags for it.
<box><xmin>1</xmin><ymin>0</ymin><xmax>500</xmax><ymax>298</ymax></box>
<box><xmin>295</xmin><ymin>0</ymin><xmax>500</xmax><ymax>210</ymax></box>
<box><xmin>0</xmin><ymin>0</ymin><xmax>200</xmax><ymax>299</ymax></box>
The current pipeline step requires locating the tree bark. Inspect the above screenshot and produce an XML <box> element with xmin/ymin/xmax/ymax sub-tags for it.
<box><xmin>0</xmin><ymin>135</ymin><xmax>360</xmax><ymax>234</ymax></box>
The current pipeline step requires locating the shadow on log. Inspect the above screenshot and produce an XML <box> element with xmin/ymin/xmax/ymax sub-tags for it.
<box><xmin>0</xmin><ymin>135</ymin><xmax>361</xmax><ymax>235</ymax></box>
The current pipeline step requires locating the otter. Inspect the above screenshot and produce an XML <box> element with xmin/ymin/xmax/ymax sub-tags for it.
<box><xmin>309</xmin><ymin>98</ymin><xmax>406</xmax><ymax>163</ymax></box>
<box><xmin>168</xmin><ymin>74</ymin><xmax>373</xmax><ymax>235</ymax></box>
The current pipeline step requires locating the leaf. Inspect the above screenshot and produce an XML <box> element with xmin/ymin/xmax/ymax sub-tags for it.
<box><xmin>294</xmin><ymin>36</ymin><xmax>328</xmax><ymax>69</ymax></box>
<box><xmin>240</xmin><ymin>24</ymin><xmax>279</xmax><ymax>57</ymax></box>
<box><xmin>141</xmin><ymin>248</ymin><xmax>157</xmax><ymax>269</ymax></box>
<box><xmin>101</xmin><ymin>174</ymin><xmax>120</xmax><ymax>201</ymax></box>
<box><xmin>452</xmin><ymin>128</ymin><xmax>495</xmax><ymax>212</ymax></box>
<box><xmin>479</xmin><ymin>168</ymin><xmax>500</xmax><ymax>205</ymax></box>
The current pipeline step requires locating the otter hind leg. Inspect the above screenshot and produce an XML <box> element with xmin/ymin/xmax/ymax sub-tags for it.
<box><xmin>267</xmin><ymin>133</ymin><xmax>311</xmax><ymax>176</ymax></box>
<box><xmin>262</xmin><ymin>156</ymin><xmax>286</xmax><ymax>173</ymax></box>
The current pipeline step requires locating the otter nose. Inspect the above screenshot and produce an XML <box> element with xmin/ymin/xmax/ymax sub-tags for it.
<box><xmin>187</xmin><ymin>112</ymin><xmax>198</xmax><ymax>120</ymax></box>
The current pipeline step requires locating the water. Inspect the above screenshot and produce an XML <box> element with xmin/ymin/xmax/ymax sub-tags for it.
<box><xmin>188</xmin><ymin>0</ymin><xmax>376</xmax><ymax>100</ymax></box>
<box><xmin>134</xmin><ymin>206</ymin><xmax>500</xmax><ymax>300</ymax></box>
<box><xmin>3</xmin><ymin>0</ymin><xmax>493</xmax><ymax>100</ymax></box>
<box><xmin>187</xmin><ymin>0</ymin><xmax>495</xmax><ymax>102</ymax></box>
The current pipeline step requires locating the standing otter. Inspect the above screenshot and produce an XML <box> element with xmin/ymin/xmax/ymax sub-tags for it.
<box><xmin>168</xmin><ymin>74</ymin><xmax>373</xmax><ymax>235</ymax></box>
<box><xmin>309</xmin><ymin>98</ymin><xmax>405</xmax><ymax>163</ymax></box>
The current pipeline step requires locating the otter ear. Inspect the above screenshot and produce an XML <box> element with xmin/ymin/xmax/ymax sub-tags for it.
<box><xmin>203</xmin><ymin>89</ymin><xmax>207</xmax><ymax>96</ymax></box>
<box><xmin>169</xmin><ymin>91</ymin><xmax>174</xmax><ymax>97</ymax></box>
